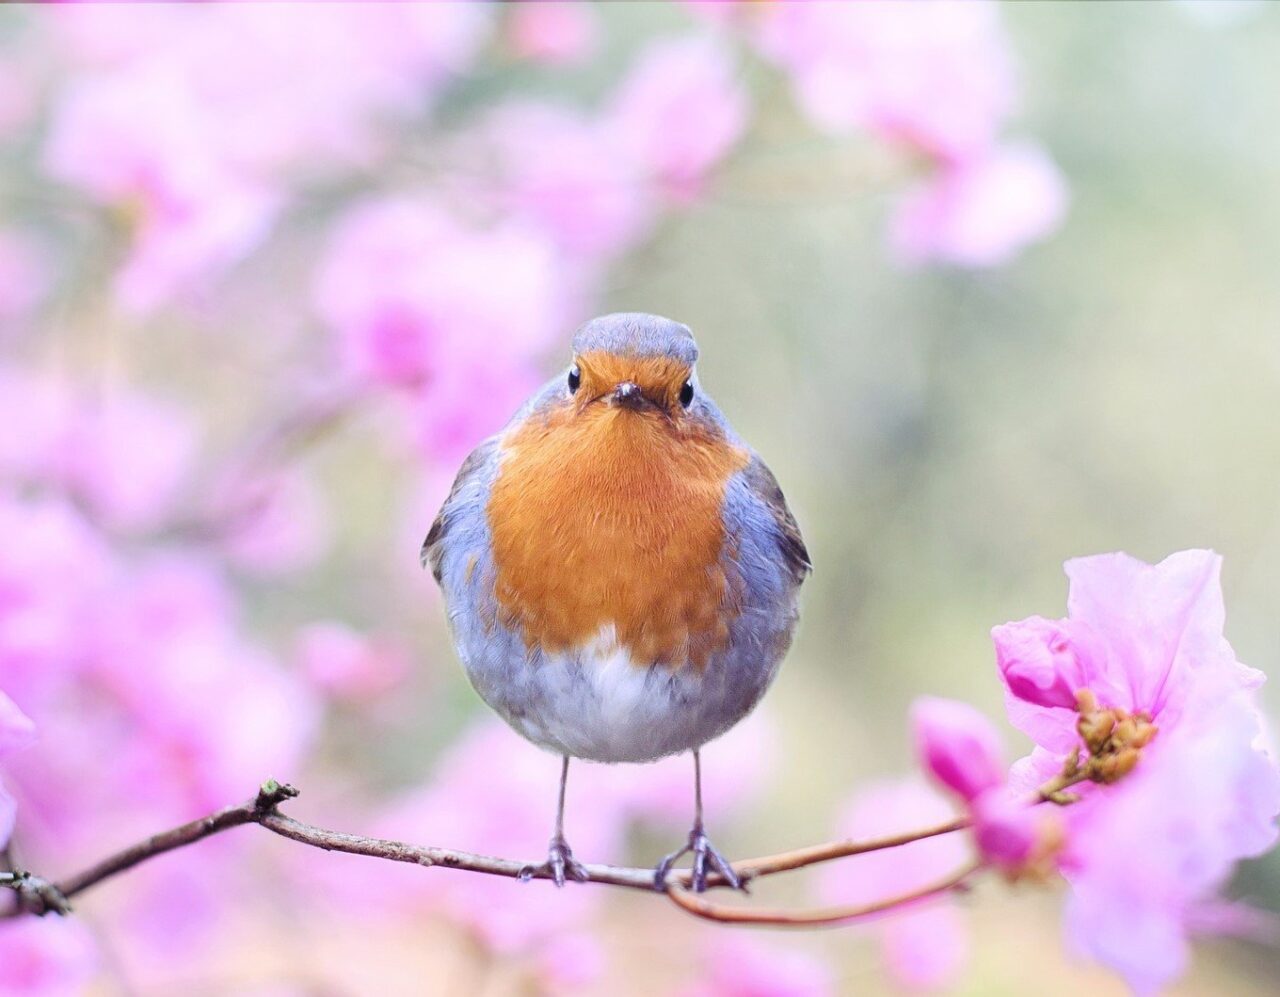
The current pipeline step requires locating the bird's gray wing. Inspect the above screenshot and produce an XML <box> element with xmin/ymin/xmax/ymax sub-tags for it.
<box><xmin>741</xmin><ymin>454</ymin><xmax>812</xmax><ymax>586</ymax></box>
<box><xmin>421</xmin><ymin>436</ymin><xmax>499</xmax><ymax>585</ymax></box>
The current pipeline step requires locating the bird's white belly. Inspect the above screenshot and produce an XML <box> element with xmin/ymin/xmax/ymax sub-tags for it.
<box><xmin>463</xmin><ymin>626</ymin><xmax>773</xmax><ymax>764</ymax></box>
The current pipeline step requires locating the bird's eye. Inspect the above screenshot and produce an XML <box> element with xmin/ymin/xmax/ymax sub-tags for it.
<box><xmin>679</xmin><ymin>379</ymin><xmax>694</xmax><ymax>408</ymax></box>
<box><xmin>567</xmin><ymin>365</ymin><xmax>581</xmax><ymax>394</ymax></box>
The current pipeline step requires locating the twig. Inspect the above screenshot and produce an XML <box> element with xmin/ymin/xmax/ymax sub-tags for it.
<box><xmin>666</xmin><ymin>859</ymin><xmax>982</xmax><ymax>926</ymax></box>
<box><xmin>1</xmin><ymin>779</ymin><xmax>973</xmax><ymax>918</ymax></box>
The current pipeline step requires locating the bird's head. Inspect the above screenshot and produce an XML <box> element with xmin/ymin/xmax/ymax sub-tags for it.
<box><xmin>563</xmin><ymin>313</ymin><xmax>704</xmax><ymax>422</ymax></box>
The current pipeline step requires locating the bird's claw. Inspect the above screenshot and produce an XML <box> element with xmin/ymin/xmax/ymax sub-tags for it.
<box><xmin>654</xmin><ymin>823</ymin><xmax>742</xmax><ymax>893</ymax></box>
<box><xmin>519</xmin><ymin>835</ymin><xmax>589</xmax><ymax>887</ymax></box>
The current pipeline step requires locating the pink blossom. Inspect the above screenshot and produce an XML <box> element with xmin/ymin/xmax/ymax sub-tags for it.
<box><xmin>314</xmin><ymin>196</ymin><xmax>569</xmax><ymax>462</ymax></box>
<box><xmin>88</xmin><ymin>555</ymin><xmax>320</xmax><ymax>815</ymax></box>
<box><xmin>891</xmin><ymin>143</ymin><xmax>1068</xmax><ymax>268</ymax></box>
<box><xmin>478</xmin><ymin>101</ymin><xmax>652</xmax><ymax>258</ymax></box>
<box><xmin>911</xmin><ymin>696</ymin><xmax>1004</xmax><ymax>803</ymax></box>
<box><xmin>535</xmin><ymin>931</ymin><xmax>609</xmax><ymax>991</ymax></box>
<box><xmin>684</xmin><ymin>935</ymin><xmax>836</xmax><ymax>997</ymax></box>
<box><xmin>294</xmin><ymin>621</ymin><xmax>411</xmax><ymax>703</ymax></box>
<box><xmin>1000</xmin><ymin>550</ymin><xmax>1263</xmax><ymax>752</ymax></box>
<box><xmin>1062</xmin><ymin>691</ymin><xmax>1280</xmax><ymax>995</ymax></box>
<box><xmin>3</xmin><ymin>537</ymin><xmax>318</xmax><ymax>856</ymax></box>
<box><xmin>0</xmin><ymin>491</ymin><xmax>116</xmax><ymax>707</ymax></box>
<box><xmin>43</xmin><ymin>67</ymin><xmax>279</xmax><ymax>313</ymax></box>
<box><xmin>507</xmin><ymin>2</ymin><xmax>600</xmax><ymax>66</ymax></box>
<box><xmin>216</xmin><ymin>468</ymin><xmax>331</xmax><ymax>576</ymax></box>
<box><xmin>43</xmin><ymin>5</ymin><xmax>492</xmax><ymax>311</ymax></box>
<box><xmin>911</xmin><ymin>698</ymin><xmax>1059</xmax><ymax>878</ymax></box>
<box><xmin>51</xmin><ymin>4</ymin><xmax>491</xmax><ymax>174</ymax></box>
<box><xmin>0</xmin><ymin>690</ymin><xmax>35</xmax><ymax>847</ymax></box>
<box><xmin>992</xmin><ymin>615</ymin><xmax>1093</xmax><ymax>711</ymax></box>
<box><xmin>822</xmin><ymin>779</ymin><xmax>969</xmax><ymax>991</ymax></box>
<box><xmin>0</xmin><ymin>691</ymin><xmax>35</xmax><ymax>756</ymax></box>
<box><xmin>969</xmin><ymin>786</ymin><xmax>1041</xmax><ymax>872</ymax></box>
<box><xmin>998</xmin><ymin>550</ymin><xmax>1280</xmax><ymax>992</ymax></box>
<box><xmin>0</xmin><ymin>918</ymin><xmax>97</xmax><ymax>997</ymax></box>
<box><xmin>609</xmin><ymin>35</ymin><xmax>749</xmax><ymax>200</ymax></box>
<box><xmin>754</xmin><ymin>0</ymin><xmax>1016</xmax><ymax>161</ymax></box>
<box><xmin>0</xmin><ymin>366</ymin><xmax>198</xmax><ymax>531</ymax></box>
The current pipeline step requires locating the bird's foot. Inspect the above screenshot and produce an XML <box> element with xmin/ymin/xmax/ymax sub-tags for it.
<box><xmin>519</xmin><ymin>835</ymin><xmax>589</xmax><ymax>887</ymax></box>
<box><xmin>654</xmin><ymin>823</ymin><xmax>742</xmax><ymax>893</ymax></box>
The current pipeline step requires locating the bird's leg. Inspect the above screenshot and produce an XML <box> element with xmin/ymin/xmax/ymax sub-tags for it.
<box><xmin>519</xmin><ymin>755</ymin><xmax>589</xmax><ymax>887</ymax></box>
<box><xmin>654</xmin><ymin>750</ymin><xmax>743</xmax><ymax>893</ymax></box>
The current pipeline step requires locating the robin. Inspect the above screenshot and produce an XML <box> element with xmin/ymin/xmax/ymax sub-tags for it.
<box><xmin>423</xmin><ymin>313</ymin><xmax>809</xmax><ymax>891</ymax></box>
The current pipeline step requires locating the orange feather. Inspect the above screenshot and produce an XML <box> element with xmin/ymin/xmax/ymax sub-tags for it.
<box><xmin>487</xmin><ymin>365</ymin><xmax>749</xmax><ymax>669</ymax></box>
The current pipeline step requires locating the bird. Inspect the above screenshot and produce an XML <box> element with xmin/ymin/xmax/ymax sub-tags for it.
<box><xmin>422</xmin><ymin>313</ymin><xmax>810</xmax><ymax>892</ymax></box>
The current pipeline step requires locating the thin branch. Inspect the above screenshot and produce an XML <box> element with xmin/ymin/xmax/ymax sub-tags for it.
<box><xmin>1</xmin><ymin>779</ymin><xmax>974</xmax><ymax>918</ymax></box>
<box><xmin>666</xmin><ymin>859</ymin><xmax>982</xmax><ymax>926</ymax></box>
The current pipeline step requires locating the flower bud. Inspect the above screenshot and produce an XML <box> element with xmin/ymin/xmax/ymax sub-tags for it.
<box><xmin>972</xmin><ymin>788</ymin><xmax>1062</xmax><ymax>879</ymax></box>
<box><xmin>911</xmin><ymin>697</ymin><xmax>1006</xmax><ymax>803</ymax></box>
<box><xmin>992</xmin><ymin>616</ymin><xmax>1093</xmax><ymax>710</ymax></box>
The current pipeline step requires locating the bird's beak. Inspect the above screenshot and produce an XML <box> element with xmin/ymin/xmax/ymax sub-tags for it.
<box><xmin>611</xmin><ymin>381</ymin><xmax>645</xmax><ymax>410</ymax></box>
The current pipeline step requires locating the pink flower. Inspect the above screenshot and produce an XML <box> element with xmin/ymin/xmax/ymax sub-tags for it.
<box><xmin>294</xmin><ymin>621</ymin><xmax>411</xmax><ymax>703</ymax></box>
<box><xmin>0</xmin><ymin>691</ymin><xmax>35</xmax><ymax>756</ymax></box>
<box><xmin>754</xmin><ymin>0</ymin><xmax>1016</xmax><ymax>161</ymax></box>
<box><xmin>0</xmin><ymin>366</ymin><xmax>198</xmax><ymax>531</ymax></box>
<box><xmin>911</xmin><ymin>697</ymin><xmax>1059</xmax><ymax>878</ymax></box>
<box><xmin>684</xmin><ymin>935</ymin><xmax>836</xmax><ymax>997</ymax></box>
<box><xmin>1061</xmin><ymin>691</ymin><xmax>1280</xmax><ymax>994</ymax></box>
<box><xmin>969</xmin><ymin>786</ymin><xmax>1042</xmax><ymax>872</ymax></box>
<box><xmin>314</xmin><ymin>196</ymin><xmax>569</xmax><ymax>462</ymax></box>
<box><xmin>608</xmin><ymin>34</ymin><xmax>749</xmax><ymax>200</ymax></box>
<box><xmin>44</xmin><ymin>5</ymin><xmax>493</xmax><ymax>312</ymax></box>
<box><xmin>822</xmin><ymin>780</ymin><xmax>969</xmax><ymax>991</ymax></box>
<box><xmin>52</xmin><ymin>4</ymin><xmax>491</xmax><ymax>174</ymax></box>
<box><xmin>997</xmin><ymin>550</ymin><xmax>1280</xmax><ymax>992</ymax></box>
<box><xmin>216</xmin><ymin>468</ymin><xmax>331</xmax><ymax>577</ymax></box>
<box><xmin>0</xmin><ymin>918</ymin><xmax>97</xmax><ymax>997</ymax></box>
<box><xmin>0</xmin><ymin>690</ymin><xmax>35</xmax><ymax>847</ymax></box>
<box><xmin>478</xmin><ymin>101</ymin><xmax>653</xmax><ymax>258</ymax></box>
<box><xmin>43</xmin><ymin>66</ymin><xmax>280</xmax><ymax>313</ymax></box>
<box><xmin>911</xmin><ymin>696</ymin><xmax>1004</xmax><ymax>803</ymax></box>
<box><xmin>992</xmin><ymin>615</ymin><xmax>1096</xmax><ymax>711</ymax></box>
<box><xmin>507</xmin><ymin>2</ymin><xmax>600</xmax><ymax>66</ymax></box>
<box><xmin>890</xmin><ymin>143</ymin><xmax>1068</xmax><ymax>268</ymax></box>
<box><xmin>1000</xmin><ymin>550</ymin><xmax>1263</xmax><ymax>753</ymax></box>
<box><xmin>0</xmin><ymin>491</ymin><xmax>116</xmax><ymax>706</ymax></box>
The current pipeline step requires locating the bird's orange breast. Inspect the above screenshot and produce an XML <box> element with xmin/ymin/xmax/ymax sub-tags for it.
<box><xmin>487</xmin><ymin>402</ymin><xmax>749</xmax><ymax>669</ymax></box>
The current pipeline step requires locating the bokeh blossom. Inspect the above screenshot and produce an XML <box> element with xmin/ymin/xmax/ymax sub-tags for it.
<box><xmin>0</xmin><ymin>691</ymin><xmax>35</xmax><ymax>848</ymax></box>
<box><xmin>822</xmin><ymin>780</ymin><xmax>970</xmax><ymax>991</ymax></box>
<box><xmin>684</xmin><ymin>935</ymin><xmax>837</xmax><ymax>997</ymax></box>
<box><xmin>755</xmin><ymin>0</ymin><xmax>1015</xmax><ymax>159</ymax></box>
<box><xmin>608</xmin><ymin>34</ymin><xmax>750</xmax><ymax>201</ymax></box>
<box><xmin>0</xmin><ymin>366</ymin><xmax>198</xmax><ymax>532</ymax></box>
<box><xmin>890</xmin><ymin>143</ymin><xmax>1069</xmax><ymax>268</ymax></box>
<box><xmin>0</xmin><ymin>918</ymin><xmax>97</xmax><ymax>997</ymax></box>
<box><xmin>507</xmin><ymin>1</ymin><xmax>600</xmax><ymax>66</ymax></box>
<box><xmin>313</xmin><ymin>195</ymin><xmax>568</xmax><ymax>462</ymax></box>
<box><xmin>753</xmin><ymin>0</ymin><xmax>1066</xmax><ymax>266</ymax></box>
